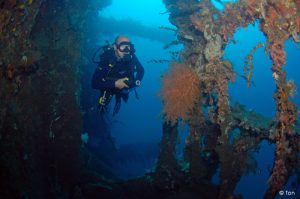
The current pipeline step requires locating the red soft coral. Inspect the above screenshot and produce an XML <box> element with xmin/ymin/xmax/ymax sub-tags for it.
<box><xmin>160</xmin><ymin>62</ymin><xmax>200</xmax><ymax>124</ymax></box>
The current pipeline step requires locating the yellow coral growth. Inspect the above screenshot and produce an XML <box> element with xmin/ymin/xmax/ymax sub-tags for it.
<box><xmin>160</xmin><ymin>62</ymin><xmax>200</xmax><ymax>124</ymax></box>
<box><xmin>243</xmin><ymin>43</ymin><xmax>265</xmax><ymax>87</ymax></box>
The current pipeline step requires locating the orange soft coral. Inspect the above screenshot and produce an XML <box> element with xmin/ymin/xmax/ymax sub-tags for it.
<box><xmin>160</xmin><ymin>62</ymin><xmax>200</xmax><ymax>124</ymax></box>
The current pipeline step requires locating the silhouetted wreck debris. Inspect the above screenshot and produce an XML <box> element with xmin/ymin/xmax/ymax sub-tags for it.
<box><xmin>78</xmin><ymin>104</ymin><xmax>300</xmax><ymax>198</ymax></box>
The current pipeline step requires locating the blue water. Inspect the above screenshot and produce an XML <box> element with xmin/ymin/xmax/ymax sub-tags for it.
<box><xmin>96</xmin><ymin>0</ymin><xmax>300</xmax><ymax>198</ymax></box>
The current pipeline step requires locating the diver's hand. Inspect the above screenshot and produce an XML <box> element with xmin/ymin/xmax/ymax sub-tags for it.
<box><xmin>115</xmin><ymin>78</ymin><xmax>129</xmax><ymax>89</ymax></box>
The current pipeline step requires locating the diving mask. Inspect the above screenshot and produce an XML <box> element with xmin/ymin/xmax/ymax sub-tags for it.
<box><xmin>117</xmin><ymin>41</ymin><xmax>135</xmax><ymax>54</ymax></box>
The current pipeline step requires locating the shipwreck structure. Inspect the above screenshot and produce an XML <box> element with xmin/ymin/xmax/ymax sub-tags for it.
<box><xmin>158</xmin><ymin>0</ymin><xmax>300</xmax><ymax>199</ymax></box>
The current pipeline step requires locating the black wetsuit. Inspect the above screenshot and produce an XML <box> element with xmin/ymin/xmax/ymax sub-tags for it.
<box><xmin>91</xmin><ymin>49</ymin><xmax>144</xmax><ymax>114</ymax></box>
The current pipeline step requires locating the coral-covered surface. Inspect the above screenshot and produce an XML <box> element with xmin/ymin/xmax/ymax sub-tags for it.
<box><xmin>158</xmin><ymin>0</ymin><xmax>300</xmax><ymax>199</ymax></box>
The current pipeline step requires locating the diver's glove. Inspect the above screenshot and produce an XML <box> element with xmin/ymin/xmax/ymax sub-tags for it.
<box><xmin>120</xmin><ymin>79</ymin><xmax>140</xmax><ymax>98</ymax></box>
<box><xmin>123</xmin><ymin>79</ymin><xmax>141</xmax><ymax>88</ymax></box>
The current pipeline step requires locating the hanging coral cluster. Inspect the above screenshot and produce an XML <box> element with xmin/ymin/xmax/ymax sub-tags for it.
<box><xmin>160</xmin><ymin>62</ymin><xmax>200</xmax><ymax>124</ymax></box>
<box><xmin>243</xmin><ymin>43</ymin><xmax>265</xmax><ymax>87</ymax></box>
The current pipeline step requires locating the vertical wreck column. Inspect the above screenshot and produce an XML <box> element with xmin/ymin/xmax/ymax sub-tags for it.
<box><xmin>154</xmin><ymin>121</ymin><xmax>180</xmax><ymax>190</ymax></box>
<box><xmin>264</xmin><ymin>39</ymin><xmax>298</xmax><ymax>199</ymax></box>
<box><xmin>259</xmin><ymin>1</ymin><xmax>300</xmax><ymax>196</ymax></box>
<box><xmin>184</xmin><ymin>104</ymin><xmax>206</xmax><ymax>179</ymax></box>
<box><xmin>0</xmin><ymin>0</ymin><xmax>85</xmax><ymax>197</ymax></box>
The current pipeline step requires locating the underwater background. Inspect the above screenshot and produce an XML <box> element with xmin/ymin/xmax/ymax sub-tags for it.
<box><xmin>0</xmin><ymin>0</ymin><xmax>300</xmax><ymax>199</ymax></box>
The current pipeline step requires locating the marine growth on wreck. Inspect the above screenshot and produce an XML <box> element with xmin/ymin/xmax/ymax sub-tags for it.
<box><xmin>159</xmin><ymin>0</ymin><xmax>300</xmax><ymax>198</ymax></box>
<box><xmin>0</xmin><ymin>0</ymin><xmax>299</xmax><ymax>199</ymax></box>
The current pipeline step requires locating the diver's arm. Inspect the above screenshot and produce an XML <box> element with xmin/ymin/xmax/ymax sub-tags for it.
<box><xmin>91</xmin><ymin>66</ymin><xmax>115</xmax><ymax>89</ymax></box>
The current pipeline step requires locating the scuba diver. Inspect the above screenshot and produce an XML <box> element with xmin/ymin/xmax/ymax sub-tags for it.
<box><xmin>91</xmin><ymin>36</ymin><xmax>144</xmax><ymax>115</ymax></box>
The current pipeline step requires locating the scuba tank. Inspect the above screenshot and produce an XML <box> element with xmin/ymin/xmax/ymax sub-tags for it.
<box><xmin>92</xmin><ymin>40</ymin><xmax>114</xmax><ymax>64</ymax></box>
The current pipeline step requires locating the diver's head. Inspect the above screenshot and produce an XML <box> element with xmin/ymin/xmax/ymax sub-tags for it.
<box><xmin>114</xmin><ymin>36</ymin><xmax>135</xmax><ymax>62</ymax></box>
